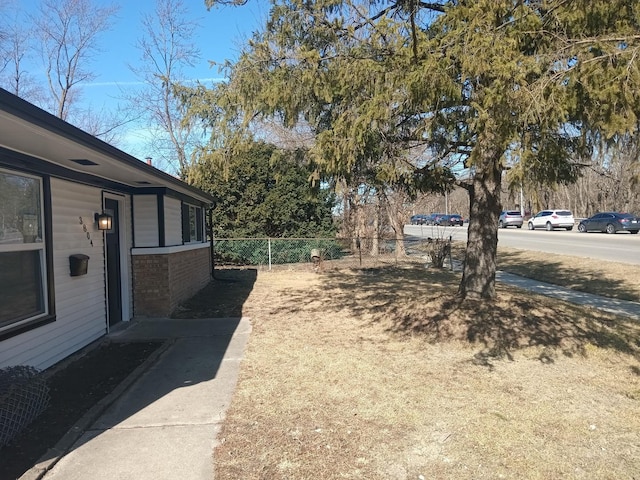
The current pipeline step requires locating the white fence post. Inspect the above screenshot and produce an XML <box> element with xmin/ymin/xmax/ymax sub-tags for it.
<box><xmin>268</xmin><ymin>238</ymin><xmax>272</xmax><ymax>271</ymax></box>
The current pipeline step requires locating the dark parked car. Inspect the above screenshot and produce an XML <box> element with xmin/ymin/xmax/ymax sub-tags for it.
<box><xmin>410</xmin><ymin>214</ymin><xmax>428</xmax><ymax>225</ymax></box>
<box><xmin>435</xmin><ymin>214</ymin><xmax>464</xmax><ymax>226</ymax></box>
<box><xmin>425</xmin><ymin>213</ymin><xmax>447</xmax><ymax>225</ymax></box>
<box><xmin>577</xmin><ymin>212</ymin><xmax>640</xmax><ymax>234</ymax></box>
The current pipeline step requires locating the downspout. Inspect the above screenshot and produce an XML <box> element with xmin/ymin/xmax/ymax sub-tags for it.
<box><xmin>208</xmin><ymin>206</ymin><xmax>216</xmax><ymax>280</ymax></box>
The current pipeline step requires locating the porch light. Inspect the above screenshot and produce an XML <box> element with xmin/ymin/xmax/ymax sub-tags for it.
<box><xmin>95</xmin><ymin>212</ymin><xmax>113</xmax><ymax>231</ymax></box>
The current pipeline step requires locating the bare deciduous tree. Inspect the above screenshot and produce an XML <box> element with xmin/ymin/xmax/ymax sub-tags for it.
<box><xmin>527</xmin><ymin>137</ymin><xmax>640</xmax><ymax>219</ymax></box>
<box><xmin>33</xmin><ymin>0</ymin><xmax>119</xmax><ymax>121</ymax></box>
<box><xmin>0</xmin><ymin>2</ymin><xmax>11</xmax><ymax>74</ymax></box>
<box><xmin>380</xmin><ymin>189</ymin><xmax>410</xmax><ymax>256</ymax></box>
<box><xmin>129</xmin><ymin>0</ymin><xmax>202</xmax><ymax>176</ymax></box>
<box><xmin>0</xmin><ymin>2</ymin><xmax>41</xmax><ymax>102</ymax></box>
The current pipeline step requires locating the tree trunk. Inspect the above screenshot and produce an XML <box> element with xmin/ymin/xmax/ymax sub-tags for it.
<box><xmin>458</xmin><ymin>149</ymin><xmax>503</xmax><ymax>300</ymax></box>
<box><xmin>381</xmin><ymin>190</ymin><xmax>407</xmax><ymax>257</ymax></box>
<box><xmin>370</xmin><ymin>201</ymin><xmax>379</xmax><ymax>256</ymax></box>
<box><xmin>395</xmin><ymin>233</ymin><xmax>406</xmax><ymax>257</ymax></box>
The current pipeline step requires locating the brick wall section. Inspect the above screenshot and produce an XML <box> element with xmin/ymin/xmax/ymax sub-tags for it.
<box><xmin>132</xmin><ymin>255</ymin><xmax>171</xmax><ymax>316</ymax></box>
<box><xmin>167</xmin><ymin>247</ymin><xmax>211</xmax><ymax>312</ymax></box>
<box><xmin>132</xmin><ymin>246</ymin><xmax>211</xmax><ymax>317</ymax></box>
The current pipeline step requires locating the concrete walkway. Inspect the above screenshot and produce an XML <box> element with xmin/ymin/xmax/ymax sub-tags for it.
<box><xmin>22</xmin><ymin>317</ymin><xmax>251</xmax><ymax>480</ymax></box>
<box><xmin>496</xmin><ymin>271</ymin><xmax>640</xmax><ymax>320</ymax></box>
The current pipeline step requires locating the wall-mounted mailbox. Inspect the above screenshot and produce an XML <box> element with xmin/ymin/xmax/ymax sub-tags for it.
<box><xmin>69</xmin><ymin>254</ymin><xmax>90</xmax><ymax>277</ymax></box>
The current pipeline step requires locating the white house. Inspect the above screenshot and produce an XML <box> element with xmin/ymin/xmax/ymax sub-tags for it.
<box><xmin>0</xmin><ymin>88</ymin><xmax>214</xmax><ymax>370</ymax></box>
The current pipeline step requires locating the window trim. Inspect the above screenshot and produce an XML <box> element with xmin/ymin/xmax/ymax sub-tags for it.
<box><xmin>0</xmin><ymin>168</ymin><xmax>55</xmax><ymax>341</ymax></box>
<box><xmin>182</xmin><ymin>202</ymin><xmax>204</xmax><ymax>244</ymax></box>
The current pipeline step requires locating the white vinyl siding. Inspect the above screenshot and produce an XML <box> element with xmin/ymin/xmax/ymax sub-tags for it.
<box><xmin>0</xmin><ymin>179</ymin><xmax>107</xmax><ymax>369</ymax></box>
<box><xmin>133</xmin><ymin>195</ymin><xmax>158</xmax><ymax>247</ymax></box>
<box><xmin>164</xmin><ymin>197</ymin><xmax>183</xmax><ymax>246</ymax></box>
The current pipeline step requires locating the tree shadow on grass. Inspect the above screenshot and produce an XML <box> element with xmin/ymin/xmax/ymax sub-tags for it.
<box><xmin>306</xmin><ymin>266</ymin><xmax>640</xmax><ymax>367</ymax></box>
<box><xmin>497</xmin><ymin>250</ymin><xmax>639</xmax><ymax>301</ymax></box>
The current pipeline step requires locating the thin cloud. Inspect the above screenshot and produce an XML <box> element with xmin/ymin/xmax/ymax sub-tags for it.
<box><xmin>80</xmin><ymin>81</ymin><xmax>145</xmax><ymax>87</ymax></box>
<box><xmin>80</xmin><ymin>77</ymin><xmax>227</xmax><ymax>88</ymax></box>
<box><xmin>185</xmin><ymin>77</ymin><xmax>228</xmax><ymax>84</ymax></box>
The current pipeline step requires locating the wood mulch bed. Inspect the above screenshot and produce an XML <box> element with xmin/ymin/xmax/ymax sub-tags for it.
<box><xmin>0</xmin><ymin>341</ymin><xmax>162</xmax><ymax>480</ymax></box>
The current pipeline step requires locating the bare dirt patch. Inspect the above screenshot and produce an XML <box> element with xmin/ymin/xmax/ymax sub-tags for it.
<box><xmin>173</xmin><ymin>268</ymin><xmax>258</xmax><ymax>318</ymax></box>
<box><xmin>214</xmin><ymin>266</ymin><xmax>640</xmax><ymax>479</ymax></box>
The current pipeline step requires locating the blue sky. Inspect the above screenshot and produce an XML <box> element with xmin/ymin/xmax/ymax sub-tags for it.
<box><xmin>81</xmin><ymin>0</ymin><xmax>269</xmax><ymax>108</ymax></box>
<box><xmin>16</xmin><ymin>0</ymin><xmax>270</xmax><ymax>165</ymax></box>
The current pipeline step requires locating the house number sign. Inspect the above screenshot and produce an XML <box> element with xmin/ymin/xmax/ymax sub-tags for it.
<box><xmin>79</xmin><ymin>216</ymin><xmax>94</xmax><ymax>247</ymax></box>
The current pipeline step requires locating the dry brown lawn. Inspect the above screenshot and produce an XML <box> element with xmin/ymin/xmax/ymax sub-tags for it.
<box><xmin>200</xmin><ymin>251</ymin><xmax>640</xmax><ymax>480</ymax></box>
<box><xmin>496</xmin><ymin>246</ymin><xmax>640</xmax><ymax>302</ymax></box>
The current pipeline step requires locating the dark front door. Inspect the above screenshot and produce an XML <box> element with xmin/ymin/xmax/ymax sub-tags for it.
<box><xmin>105</xmin><ymin>198</ymin><xmax>122</xmax><ymax>326</ymax></box>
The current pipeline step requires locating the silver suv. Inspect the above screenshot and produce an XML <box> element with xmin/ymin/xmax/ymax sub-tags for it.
<box><xmin>527</xmin><ymin>209</ymin><xmax>575</xmax><ymax>231</ymax></box>
<box><xmin>498</xmin><ymin>210</ymin><xmax>523</xmax><ymax>228</ymax></box>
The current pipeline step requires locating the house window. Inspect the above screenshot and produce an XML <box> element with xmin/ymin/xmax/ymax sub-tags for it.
<box><xmin>182</xmin><ymin>203</ymin><xmax>203</xmax><ymax>243</ymax></box>
<box><xmin>0</xmin><ymin>169</ymin><xmax>50</xmax><ymax>334</ymax></box>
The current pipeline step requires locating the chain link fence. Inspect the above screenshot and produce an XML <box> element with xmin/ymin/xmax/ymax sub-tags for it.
<box><xmin>213</xmin><ymin>236</ymin><xmax>455</xmax><ymax>271</ymax></box>
<box><xmin>0</xmin><ymin>366</ymin><xmax>50</xmax><ymax>447</ymax></box>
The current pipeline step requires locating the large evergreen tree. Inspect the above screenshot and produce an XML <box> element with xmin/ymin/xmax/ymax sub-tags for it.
<box><xmin>198</xmin><ymin>0</ymin><xmax>640</xmax><ymax>300</ymax></box>
<box><xmin>192</xmin><ymin>141</ymin><xmax>336</xmax><ymax>238</ymax></box>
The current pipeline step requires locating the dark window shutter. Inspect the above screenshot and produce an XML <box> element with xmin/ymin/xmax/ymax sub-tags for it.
<box><xmin>196</xmin><ymin>207</ymin><xmax>203</xmax><ymax>241</ymax></box>
<box><xmin>181</xmin><ymin>203</ymin><xmax>190</xmax><ymax>243</ymax></box>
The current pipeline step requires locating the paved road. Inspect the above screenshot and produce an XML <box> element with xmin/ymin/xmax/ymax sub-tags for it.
<box><xmin>404</xmin><ymin>224</ymin><xmax>640</xmax><ymax>265</ymax></box>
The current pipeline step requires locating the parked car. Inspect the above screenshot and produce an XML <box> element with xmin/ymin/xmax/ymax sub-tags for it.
<box><xmin>498</xmin><ymin>210</ymin><xmax>523</xmax><ymax>228</ymax></box>
<box><xmin>435</xmin><ymin>214</ymin><xmax>464</xmax><ymax>226</ymax></box>
<box><xmin>410</xmin><ymin>214</ymin><xmax>429</xmax><ymax>225</ymax></box>
<box><xmin>577</xmin><ymin>212</ymin><xmax>640</xmax><ymax>234</ymax></box>
<box><xmin>425</xmin><ymin>213</ymin><xmax>447</xmax><ymax>225</ymax></box>
<box><xmin>527</xmin><ymin>209</ymin><xmax>575</xmax><ymax>231</ymax></box>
